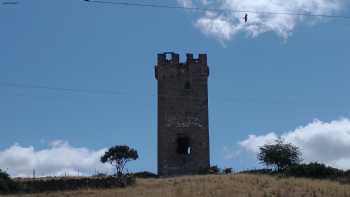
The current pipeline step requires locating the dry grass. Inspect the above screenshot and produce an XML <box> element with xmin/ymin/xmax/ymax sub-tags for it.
<box><xmin>7</xmin><ymin>174</ymin><xmax>350</xmax><ymax>197</ymax></box>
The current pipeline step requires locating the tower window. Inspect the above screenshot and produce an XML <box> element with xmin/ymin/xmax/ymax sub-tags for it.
<box><xmin>176</xmin><ymin>136</ymin><xmax>191</xmax><ymax>155</ymax></box>
<box><xmin>184</xmin><ymin>81</ymin><xmax>191</xmax><ymax>90</ymax></box>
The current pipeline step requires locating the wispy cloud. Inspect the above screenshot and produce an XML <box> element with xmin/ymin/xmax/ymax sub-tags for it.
<box><xmin>177</xmin><ymin>0</ymin><xmax>193</xmax><ymax>8</ymax></box>
<box><xmin>178</xmin><ymin>0</ymin><xmax>347</xmax><ymax>40</ymax></box>
<box><xmin>0</xmin><ymin>140</ymin><xmax>111</xmax><ymax>177</ymax></box>
<box><xmin>237</xmin><ymin>118</ymin><xmax>350</xmax><ymax>170</ymax></box>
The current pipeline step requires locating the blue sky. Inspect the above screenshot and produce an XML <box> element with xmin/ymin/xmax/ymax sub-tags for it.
<box><xmin>1</xmin><ymin>0</ymin><xmax>350</xmax><ymax>176</ymax></box>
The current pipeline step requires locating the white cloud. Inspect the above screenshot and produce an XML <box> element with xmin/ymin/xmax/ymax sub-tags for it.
<box><xmin>179</xmin><ymin>0</ymin><xmax>347</xmax><ymax>40</ymax></box>
<box><xmin>239</xmin><ymin>133</ymin><xmax>278</xmax><ymax>153</ymax></box>
<box><xmin>177</xmin><ymin>0</ymin><xmax>193</xmax><ymax>8</ymax></box>
<box><xmin>0</xmin><ymin>140</ymin><xmax>111</xmax><ymax>177</ymax></box>
<box><xmin>238</xmin><ymin>118</ymin><xmax>350</xmax><ymax>170</ymax></box>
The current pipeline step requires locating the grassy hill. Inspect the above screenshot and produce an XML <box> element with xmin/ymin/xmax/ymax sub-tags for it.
<box><xmin>7</xmin><ymin>174</ymin><xmax>350</xmax><ymax>197</ymax></box>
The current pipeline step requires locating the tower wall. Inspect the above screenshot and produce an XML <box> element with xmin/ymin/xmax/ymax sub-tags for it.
<box><xmin>155</xmin><ymin>52</ymin><xmax>210</xmax><ymax>176</ymax></box>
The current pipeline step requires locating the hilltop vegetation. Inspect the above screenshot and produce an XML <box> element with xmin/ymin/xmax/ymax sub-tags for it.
<box><xmin>3</xmin><ymin>142</ymin><xmax>350</xmax><ymax>196</ymax></box>
<box><xmin>6</xmin><ymin>174</ymin><xmax>350</xmax><ymax>197</ymax></box>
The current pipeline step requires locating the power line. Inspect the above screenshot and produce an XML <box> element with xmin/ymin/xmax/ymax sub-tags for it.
<box><xmin>2</xmin><ymin>81</ymin><xmax>348</xmax><ymax>106</ymax></box>
<box><xmin>0</xmin><ymin>81</ymin><xmax>206</xmax><ymax>99</ymax></box>
<box><xmin>1</xmin><ymin>1</ymin><xmax>19</xmax><ymax>5</ymax></box>
<box><xmin>0</xmin><ymin>82</ymin><xmax>122</xmax><ymax>96</ymax></box>
<box><xmin>82</xmin><ymin>0</ymin><xmax>350</xmax><ymax>20</ymax></box>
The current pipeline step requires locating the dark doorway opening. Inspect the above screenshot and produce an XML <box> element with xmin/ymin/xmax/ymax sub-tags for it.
<box><xmin>176</xmin><ymin>136</ymin><xmax>191</xmax><ymax>155</ymax></box>
<box><xmin>185</xmin><ymin>81</ymin><xmax>191</xmax><ymax>90</ymax></box>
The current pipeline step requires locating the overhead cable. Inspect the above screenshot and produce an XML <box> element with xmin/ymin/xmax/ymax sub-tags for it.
<box><xmin>82</xmin><ymin>0</ymin><xmax>350</xmax><ymax>20</ymax></box>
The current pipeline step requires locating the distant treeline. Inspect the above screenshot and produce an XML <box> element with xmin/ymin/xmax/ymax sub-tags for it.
<box><xmin>20</xmin><ymin>176</ymin><xmax>135</xmax><ymax>193</ymax></box>
<box><xmin>240</xmin><ymin>162</ymin><xmax>350</xmax><ymax>183</ymax></box>
<box><xmin>0</xmin><ymin>170</ymin><xmax>135</xmax><ymax>195</ymax></box>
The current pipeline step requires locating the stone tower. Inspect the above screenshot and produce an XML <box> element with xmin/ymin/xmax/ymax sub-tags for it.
<box><xmin>155</xmin><ymin>52</ymin><xmax>210</xmax><ymax>176</ymax></box>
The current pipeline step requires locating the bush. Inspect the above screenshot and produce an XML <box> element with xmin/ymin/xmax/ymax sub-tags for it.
<box><xmin>0</xmin><ymin>169</ymin><xmax>19</xmax><ymax>194</ymax></box>
<box><xmin>209</xmin><ymin>166</ymin><xmax>220</xmax><ymax>174</ymax></box>
<box><xmin>223</xmin><ymin>168</ymin><xmax>233</xmax><ymax>174</ymax></box>
<box><xmin>92</xmin><ymin>173</ymin><xmax>108</xmax><ymax>178</ymax></box>
<box><xmin>285</xmin><ymin>162</ymin><xmax>344</xmax><ymax>179</ymax></box>
<box><xmin>20</xmin><ymin>176</ymin><xmax>135</xmax><ymax>193</ymax></box>
<box><xmin>199</xmin><ymin>166</ymin><xmax>221</xmax><ymax>175</ymax></box>
<box><xmin>239</xmin><ymin>169</ymin><xmax>273</xmax><ymax>175</ymax></box>
<box><xmin>344</xmin><ymin>170</ymin><xmax>350</xmax><ymax>177</ymax></box>
<box><xmin>1</xmin><ymin>170</ymin><xmax>135</xmax><ymax>194</ymax></box>
<box><xmin>132</xmin><ymin>171</ymin><xmax>159</xmax><ymax>179</ymax></box>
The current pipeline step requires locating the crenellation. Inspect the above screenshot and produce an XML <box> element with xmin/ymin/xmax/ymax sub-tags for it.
<box><xmin>155</xmin><ymin>52</ymin><xmax>209</xmax><ymax>80</ymax></box>
<box><xmin>198</xmin><ymin>54</ymin><xmax>207</xmax><ymax>65</ymax></box>
<box><xmin>157</xmin><ymin>53</ymin><xmax>166</xmax><ymax>66</ymax></box>
<box><xmin>186</xmin><ymin>53</ymin><xmax>194</xmax><ymax>64</ymax></box>
<box><xmin>157</xmin><ymin>52</ymin><xmax>208</xmax><ymax>67</ymax></box>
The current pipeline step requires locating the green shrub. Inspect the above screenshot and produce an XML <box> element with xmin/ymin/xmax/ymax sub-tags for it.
<box><xmin>223</xmin><ymin>168</ymin><xmax>233</xmax><ymax>174</ymax></box>
<box><xmin>92</xmin><ymin>173</ymin><xmax>108</xmax><ymax>177</ymax></box>
<box><xmin>199</xmin><ymin>165</ymin><xmax>221</xmax><ymax>175</ymax></box>
<box><xmin>0</xmin><ymin>169</ymin><xmax>19</xmax><ymax>194</ymax></box>
<box><xmin>285</xmin><ymin>162</ymin><xmax>344</xmax><ymax>179</ymax></box>
<box><xmin>239</xmin><ymin>169</ymin><xmax>273</xmax><ymax>175</ymax></box>
<box><xmin>344</xmin><ymin>170</ymin><xmax>350</xmax><ymax>176</ymax></box>
<box><xmin>0</xmin><ymin>170</ymin><xmax>136</xmax><ymax>194</ymax></box>
<box><xmin>20</xmin><ymin>176</ymin><xmax>135</xmax><ymax>193</ymax></box>
<box><xmin>209</xmin><ymin>166</ymin><xmax>220</xmax><ymax>174</ymax></box>
<box><xmin>132</xmin><ymin>171</ymin><xmax>159</xmax><ymax>178</ymax></box>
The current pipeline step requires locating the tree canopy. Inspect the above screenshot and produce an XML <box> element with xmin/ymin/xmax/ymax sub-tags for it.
<box><xmin>100</xmin><ymin>145</ymin><xmax>138</xmax><ymax>177</ymax></box>
<box><xmin>257</xmin><ymin>139</ymin><xmax>302</xmax><ymax>171</ymax></box>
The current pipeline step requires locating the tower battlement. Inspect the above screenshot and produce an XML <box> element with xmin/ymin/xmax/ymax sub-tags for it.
<box><xmin>155</xmin><ymin>52</ymin><xmax>209</xmax><ymax>80</ymax></box>
<box><xmin>157</xmin><ymin>52</ymin><xmax>207</xmax><ymax>66</ymax></box>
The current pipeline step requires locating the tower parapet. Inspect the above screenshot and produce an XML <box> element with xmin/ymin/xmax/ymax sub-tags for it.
<box><xmin>157</xmin><ymin>52</ymin><xmax>179</xmax><ymax>66</ymax></box>
<box><xmin>155</xmin><ymin>52</ymin><xmax>209</xmax><ymax>80</ymax></box>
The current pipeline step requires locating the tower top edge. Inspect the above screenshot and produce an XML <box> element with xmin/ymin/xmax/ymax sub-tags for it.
<box><xmin>157</xmin><ymin>52</ymin><xmax>207</xmax><ymax>66</ymax></box>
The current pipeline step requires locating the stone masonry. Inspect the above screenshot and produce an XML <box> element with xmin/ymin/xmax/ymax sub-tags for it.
<box><xmin>155</xmin><ymin>52</ymin><xmax>210</xmax><ymax>176</ymax></box>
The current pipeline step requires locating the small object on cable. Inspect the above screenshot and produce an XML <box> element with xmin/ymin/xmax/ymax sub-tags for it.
<box><xmin>244</xmin><ymin>13</ymin><xmax>248</xmax><ymax>23</ymax></box>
